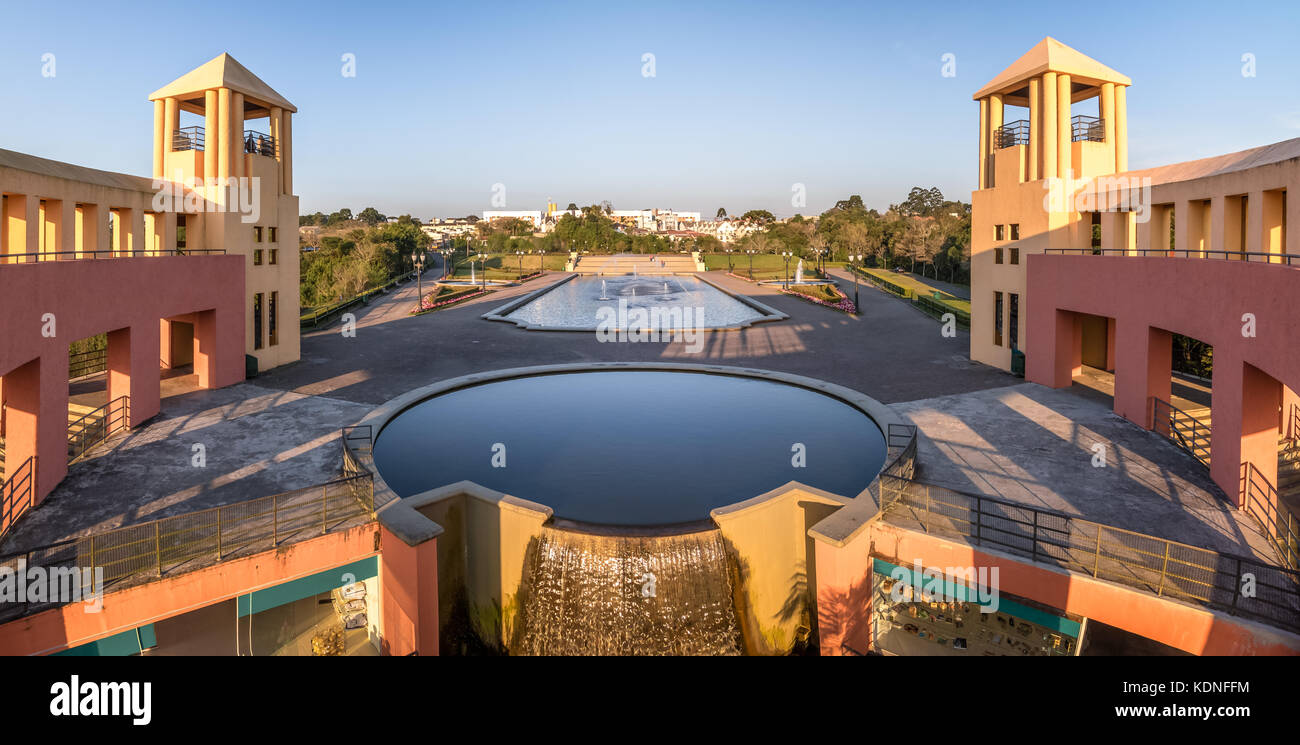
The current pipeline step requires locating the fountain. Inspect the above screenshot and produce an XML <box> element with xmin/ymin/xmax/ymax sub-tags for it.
<box><xmin>518</xmin><ymin>527</ymin><xmax>742</xmax><ymax>655</ymax></box>
<box><xmin>598</xmin><ymin>279</ymin><xmax>610</xmax><ymax>301</ymax></box>
<box><xmin>470</xmin><ymin>264</ymin><xmax>476</xmax><ymax>283</ymax></box>
<box><xmin>795</xmin><ymin>259</ymin><xmax>804</xmax><ymax>284</ymax></box>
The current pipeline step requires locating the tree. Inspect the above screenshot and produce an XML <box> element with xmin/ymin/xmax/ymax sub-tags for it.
<box><xmin>716</xmin><ymin>207</ymin><xmax>727</xmax><ymax>220</ymax></box>
<box><xmin>741</xmin><ymin>209</ymin><xmax>775</xmax><ymax>224</ymax></box>
<box><xmin>357</xmin><ymin>207</ymin><xmax>386</xmax><ymax>226</ymax></box>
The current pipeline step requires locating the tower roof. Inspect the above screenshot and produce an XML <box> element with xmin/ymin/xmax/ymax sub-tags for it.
<box><xmin>973</xmin><ymin>37</ymin><xmax>1130</xmax><ymax>102</ymax></box>
<box><xmin>149</xmin><ymin>53</ymin><xmax>296</xmax><ymax>115</ymax></box>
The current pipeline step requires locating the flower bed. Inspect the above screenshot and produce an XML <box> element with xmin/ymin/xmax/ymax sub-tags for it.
<box><xmin>410</xmin><ymin>287</ymin><xmax>489</xmax><ymax>315</ymax></box>
<box><xmin>781</xmin><ymin>283</ymin><xmax>857</xmax><ymax>314</ymax></box>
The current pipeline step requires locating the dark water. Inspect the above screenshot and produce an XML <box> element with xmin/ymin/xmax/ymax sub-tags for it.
<box><xmin>373</xmin><ymin>371</ymin><xmax>886</xmax><ymax>526</ymax></box>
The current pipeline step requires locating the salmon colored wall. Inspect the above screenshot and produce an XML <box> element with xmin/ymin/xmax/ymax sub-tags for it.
<box><xmin>852</xmin><ymin>521</ymin><xmax>1300</xmax><ymax>656</ymax></box>
<box><xmin>0</xmin><ymin>255</ymin><xmax>244</xmax><ymax>501</ymax></box>
<box><xmin>378</xmin><ymin>525</ymin><xmax>439</xmax><ymax>657</ymax></box>
<box><xmin>1026</xmin><ymin>255</ymin><xmax>1300</xmax><ymax>501</ymax></box>
<box><xmin>0</xmin><ymin>524</ymin><xmax>379</xmax><ymax>656</ymax></box>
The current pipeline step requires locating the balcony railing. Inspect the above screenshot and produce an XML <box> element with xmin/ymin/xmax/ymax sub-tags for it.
<box><xmin>1071</xmin><ymin>115</ymin><xmax>1104</xmax><ymax>142</ymax></box>
<box><xmin>172</xmin><ymin>126</ymin><xmax>205</xmax><ymax>152</ymax></box>
<box><xmin>994</xmin><ymin>119</ymin><xmax>1030</xmax><ymax>149</ymax></box>
<box><xmin>243</xmin><ymin>129</ymin><xmax>277</xmax><ymax>157</ymax></box>
<box><xmin>1044</xmin><ymin>247</ymin><xmax>1300</xmax><ymax>267</ymax></box>
<box><xmin>0</xmin><ymin>248</ymin><xmax>227</xmax><ymax>264</ymax></box>
<box><xmin>68</xmin><ymin>396</ymin><xmax>130</xmax><ymax>463</ymax></box>
<box><xmin>879</xmin><ymin>478</ymin><xmax>1300</xmax><ymax>633</ymax></box>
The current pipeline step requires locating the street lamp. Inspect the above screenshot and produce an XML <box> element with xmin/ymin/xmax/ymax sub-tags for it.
<box><xmin>441</xmin><ymin>247</ymin><xmax>454</xmax><ymax>279</ymax></box>
<box><xmin>535</xmin><ymin>247</ymin><xmax>545</xmax><ymax>275</ymax></box>
<box><xmin>747</xmin><ymin>249</ymin><xmax>755</xmax><ymax>278</ymax></box>
<box><xmin>782</xmin><ymin>251</ymin><xmax>792</xmax><ymax>289</ymax></box>
<box><xmin>477</xmin><ymin>252</ymin><xmax>487</xmax><ymax>292</ymax></box>
<box><xmin>850</xmin><ymin>253</ymin><xmax>863</xmax><ymax>315</ymax></box>
<box><xmin>516</xmin><ymin>250</ymin><xmax>524</xmax><ymax>278</ymax></box>
<box><xmin>411</xmin><ymin>251</ymin><xmax>426</xmax><ymax>313</ymax></box>
<box><xmin>725</xmin><ymin>247</ymin><xmax>734</xmax><ymax>273</ymax></box>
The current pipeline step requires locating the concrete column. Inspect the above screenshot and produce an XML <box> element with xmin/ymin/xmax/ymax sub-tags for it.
<box><xmin>23</xmin><ymin>195</ymin><xmax>39</xmax><ymax>259</ymax></box>
<box><xmin>1028</xmin><ymin>308</ymin><xmax>1082</xmax><ymax>389</ymax></box>
<box><xmin>1100</xmin><ymin>82</ymin><xmax>1116</xmax><ymax>173</ymax></box>
<box><xmin>163</xmin><ymin>98</ymin><xmax>179</xmax><ymax>170</ymax></box>
<box><xmin>1286</xmin><ymin>188</ymin><xmax>1299</xmax><ymax>257</ymax></box>
<box><xmin>107</xmin><ymin>323</ymin><xmax>161</xmax><ymax>427</ymax></box>
<box><xmin>281</xmin><ymin>113</ymin><xmax>293</xmax><ymax>195</ymax></box>
<box><xmin>153</xmin><ymin>100</ymin><xmax>165</xmax><ymax>179</ymax></box>
<box><xmin>1115</xmin><ymin>85</ymin><xmax>1128</xmax><ymax>172</ymax></box>
<box><xmin>57</xmin><ymin>200</ymin><xmax>76</xmax><ymax>258</ymax></box>
<box><xmin>1057</xmin><ymin>74</ymin><xmax>1072</xmax><ymax>179</ymax></box>
<box><xmin>2</xmin><ymin>194</ymin><xmax>31</xmax><ymax>261</ymax></box>
<box><xmin>1</xmin><ymin>356</ymin><xmax>69</xmax><ymax>506</ymax></box>
<box><xmin>269</xmin><ymin>106</ymin><xmax>283</xmax><ymax>194</ymax></box>
<box><xmin>96</xmin><ymin>204</ymin><xmax>111</xmax><ymax>258</ymax></box>
<box><xmin>204</xmin><ymin>90</ymin><xmax>219</xmax><ymax>185</ymax></box>
<box><xmin>1042</xmin><ymin>73</ymin><xmax>1058</xmax><ymax>180</ymax></box>
<box><xmin>1261</xmin><ymin>189</ymin><xmax>1285</xmax><ymax>261</ymax></box>
<box><xmin>1210</xmin><ymin>195</ymin><xmax>1227</xmax><ymax>255</ymax></box>
<box><xmin>193</xmin><ymin>308</ymin><xmax>244</xmax><ymax>389</ymax></box>
<box><xmin>1245</xmin><ymin>191</ymin><xmax>1264</xmax><ymax>256</ymax></box>
<box><xmin>217</xmin><ymin>88</ymin><xmax>232</xmax><ymax>185</ymax></box>
<box><xmin>1028</xmin><ymin>78</ymin><xmax>1040</xmax><ymax>181</ymax></box>
<box><xmin>378</xmin><ymin>525</ymin><xmax>440</xmax><ymax>656</ymax></box>
<box><xmin>1114</xmin><ymin>323</ymin><xmax>1171</xmax><ymax>429</ymax></box>
<box><xmin>978</xmin><ymin>98</ymin><xmax>988</xmax><ymax>189</ymax></box>
<box><xmin>1211</xmin><ymin>360</ymin><xmax>1282</xmax><ymax>508</ymax></box>
<box><xmin>231</xmin><ymin>92</ymin><xmax>245</xmax><ymax>180</ymax></box>
<box><xmin>129</xmin><ymin>207</ymin><xmax>146</xmax><ymax>256</ymax></box>
<box><xmin>988</xmin><ymin>94</ymin><xmax>1003</xmax><ymax>190</ymax></box>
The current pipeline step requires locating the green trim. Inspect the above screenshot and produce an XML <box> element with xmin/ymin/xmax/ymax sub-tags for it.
<box><xmin>235</xmin><ymin>556</ymin><xmax>377</xmax><ymax>618</ymax></box>
<box><xmin>55</xmin><ymin>624</ymin><xmax>156</xmax><ymax>657</ymax></box>
<box><xmin>873</xmin><ymin>558</ymin><xmax>1081</xmax><ymax>637</ymax></box>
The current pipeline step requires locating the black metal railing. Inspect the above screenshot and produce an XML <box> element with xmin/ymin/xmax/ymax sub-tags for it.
<box><xmin>879</xmin><ymin>478</ymin><xmax>1300</xmax><ymax>633</ymax></box>
<box><xmin>1289</xmin><ymin>402</ymin><xmax>1300</xmax><ymax>442</ymax></box>
<box><xmin>68</xmin><ymin>348</ymin><xmax>107</xmax><ymax>380</ymax></box>
<box><xmin>0</xmin><ymin>248</ymin><xmax>227</xmax><ymax>264</ymax></box>
<box><xmin>243</xmin><ymin>130</ymin><xmax>277</xmax><ymax>157</ymax></box>
<box><xmin>0</xmin><ymin>456</ymin><xmax>36</xmax><ymax>544</ymax></box>
<box><xmin>172</xmin><ymin>126</ymin><xmax>205</xmax><ymax>151</ymax></box>
<box><xmin>1150</xmin><ymin>397</ymin><xmax>1210</xmax><ymax>468</ymax></box>
<box><xmin>994</xmin><ymin>119</ymin><xmax>1030</xmax><ymax>149</ymax></box>
<box><xmin>1241</xmin><ymin>462</ymin><xmax>1300</xmax><ymax>572</ymax></box>
<box><xmin>0</xmin><ymin>428</ymin><xmax>376</xmax><ymax>624</ymax></box>
<box><xmin>1044</xmin><ymin>247</ymin><xmax>1300</xmax><ymax>267</ymax></box>
<box><xmin>1071</xmin><ymin>114</ymin><xmax>1104</xmax><ymax>142</ymax></box>
<box><xmin>67</xmin><ymin>396</ymin><xmax>130</xmax><ymax>463</ymax></box>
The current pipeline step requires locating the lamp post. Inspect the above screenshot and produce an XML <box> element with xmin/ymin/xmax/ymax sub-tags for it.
<box><xmin>516</xmin><ymin>250</ymin><xmax>524</xmax><ymax>279</ymax></box>
<box><xmin>725</xmin><ymin>247</ymin><xmax>734</xmax><ymax>273</ymax></box>
<box><xmin>477</xmin><ymin>253</ymin><xmax>487</xmax><ymax>292</ymax></box>
<box><xmin>782</xmin><ymin>251</ymin><xmax>792</xmax><ymax>289</ymax></box>
<box><xmin>441</xmin><ymin>248</ymin><xmax>454</xmax><ymax>279</ymax></box>
<box><xmin>411</xmin><ymin>251</ymin><xmax>426</xmax><ymax>313</ymax></box>
<box><xmin>747</xmin><ymin>249</ymin><xmax>754</xmax><ymax>278</ymax></box>
<box><xmin>851</xmin><ymin>253</ymin><xmax>862</xmax><ymax>315</ymax></box>
<box><xmin>536</xmin><ymin>248</ymin><xmax>545</xmax><ymax>276</ymax></box>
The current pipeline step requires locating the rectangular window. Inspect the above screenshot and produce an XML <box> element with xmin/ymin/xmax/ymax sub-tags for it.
<box><xmin>254</xmin><ymin>226</ymin><xmax>263</xmax><ymax>243</ymax></box>
<box><xmin>994</xmin><ymin>292</ymin><xmax>1004</xmax><ymax>347</ymax></box>
<box><xmin>269</xmin><ymin>248</ymin><xmax>278</xmax><ymax>265</ymax></box>
<box><xmin>253</xmin><ymin>293</ymin><xmax>264</xmax><ymax>350</ymax></box>
<box><xmin>176</xmin><ymin>214</ymin><xmax>187</xmax><ymax>250</ymax></box>
<box><xmin>995</xmin><ymin>247</ymin><xmax>1004</xmax><ymax>264</ymax></box>
<box><xmin>1010</xmin><ymin>247</ymin><xmax>1020</xmax><ymax>265</ymax></box>
<box><xmin>269</xmin><ymin>227</ymin><xmax>278</xmax><ymax>243</ymax></box>
<box><xmin>269</xmin><ymin>291</ymin><xmax>279</xmax><ymax>346</ymax></box>
<box><xmin>1010</xmin><ymin>224</ymin><xmax>1020</xmax><ymax>240</ymax></box>
<box><xmin>995</xmin><ymin>224</ymin><xmax>1005</xmax><ymax>241</ymax></box>
<box><xmin>253</xmin><ymin>249</ymin><xmax>263</xmax><ymax>265</ymax></box>
<box><xmin>1009</xmin><ymin>293</ymin><xmax>1019</xmax><ymax>349</ymax></box>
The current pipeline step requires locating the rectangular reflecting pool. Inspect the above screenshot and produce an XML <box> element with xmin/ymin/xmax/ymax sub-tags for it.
<box><xmin>483</xmin><ymin>275</ymin><xmax>786</xmax><ymax>330</ymax></box>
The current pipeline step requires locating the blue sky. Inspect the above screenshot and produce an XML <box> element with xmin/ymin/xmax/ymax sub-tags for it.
<box><xmin>2</xmin><ymin>0</ymin><xmax>1298</xmax><ymax>219</ymax></box>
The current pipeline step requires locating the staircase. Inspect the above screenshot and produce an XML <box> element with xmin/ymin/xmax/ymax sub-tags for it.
<box><xmin>1280</xmin><ymin>434</ymin><xmax>1300</xmax><ymax>515</ymax></box>
<box><xmin>67</xmin><ymin>402</ymin><xmax>106</xmax><ymax>459</ymax></box>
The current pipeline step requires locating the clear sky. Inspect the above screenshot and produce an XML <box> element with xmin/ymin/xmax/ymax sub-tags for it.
<box><xmin>2</xmin><ymin>0</ymin><xmax>1297</xmax><ymax>219</ymax></box>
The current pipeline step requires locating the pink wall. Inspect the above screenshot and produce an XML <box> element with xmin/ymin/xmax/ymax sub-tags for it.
<box><xmin>1025</xmin><ymin>255</ymin><xmax>1300</xmax><ymax>502</ymax></box>
<box><xmin>0</xmin><ymin>524</ymin><xmax>379</xmax><ymax>656</ymax></box>
<box><xmin>378</xmin><ymin>526</ymin><xmax>440</xmax><ymax>656</ymax></box>
<box><xmin>0</xmin><ymin>255</ymin><xmax>244</xmax><ymax>504</ymax></box>
<box><xmin>814</xmin><ymin>521</ymin><xmax>1300</xmax><ymax>656</ymax></box>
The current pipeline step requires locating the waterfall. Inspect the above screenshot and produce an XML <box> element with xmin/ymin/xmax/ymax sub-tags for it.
<box><xmin>517</xmin><ymin>526</ymin><xmax>743</xmax><ymax>655</ymax></box>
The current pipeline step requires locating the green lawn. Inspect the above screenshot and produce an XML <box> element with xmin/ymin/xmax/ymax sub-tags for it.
<box><xmin>445</xmin><ymin>253</ymin><xmax>568</xmax><ymax>280</ymax></box>
<box><xmin>703</xmin><ymin>253</ymin><xmax>829</xmax><ymax>281</ymax></box>
<box><xmin>853</xmin><ymin>267</ymin><xmax>971</xmax><ymax>314</ymax></box>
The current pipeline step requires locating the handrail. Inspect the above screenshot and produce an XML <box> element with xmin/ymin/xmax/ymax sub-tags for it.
<box><xmin>1150</xmin><ymin>396</ymin><xmax>1210</xmax><ymax>468</ymax></box>
<box><xmin>879</xmin><ymin>477</ymin><xmax>1300</xmax><ymax>633</ymax></box>
<box><xmin>172</xmin><ymin>126</ymin><xmax>205</xmax><ymax>152</ymax></box>
<box><xmin>0</xmin><ymin>429</ymin><xmax>376</xmax><ymax>624</ymax></box>
<box><xmin>994</xmin><ymin>119</ymin><xmax>1030</xmax><ymax>149</ymax></box>
<box><xmin>67</xmin><ymin>396</ymin><xmax>129</xmax><ymax>463</ymax></box>
<box><xmin>0</xmin><ymin>248</ymin><xmax>227</xmax><ymax>264</ymax></box>
<box><xmin>1240</xmin><ymin>462</ymin><xmax>1300</xmax><ymax>571</ymax></box>
<box><xmin>1070</xmin><ymin>114</ymin><xmax>1104</xmax><ymax>143</ymax></box>
<box><xmin>242</xmin><ymin>129</ymin><xmax>277</xmax><ymax>157</ymax></box>
<box><xmin>1044</xmin><ymin>247</ymin><xmax>1300</xmax><ymax>267</ymax></box>
<box><xmin>68</xmin><ymin>347</ymin><xmax>108</xmax><ymax>379</ymax></box>
<box><xmin>0</xmin><ymin>456</ymin><xmax>37</xmax><ymax>544</ymax></box>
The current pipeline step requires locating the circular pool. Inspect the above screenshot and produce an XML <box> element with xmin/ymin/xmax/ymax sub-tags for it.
<box><xmin>371</xmin><ymin>367</ymin><xmax>888</xmax><ymax>528</ymax></box>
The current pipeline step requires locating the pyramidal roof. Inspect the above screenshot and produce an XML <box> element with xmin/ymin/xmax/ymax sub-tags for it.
<box><xmin>973</xmin><ymin>37</ymin><xmax>1130</xmax><ymax>100</ymax></box>
<box><xmin>149</xmin><ymin>53</ymin><xmax>296</xmax><ymax>113</ymax></box>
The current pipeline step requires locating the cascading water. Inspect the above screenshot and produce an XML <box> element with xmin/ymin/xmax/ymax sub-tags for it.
<box><xmin>517</xmin><ymin>526</ymin><xmax>743</xmax><ymax>655</ymax></box>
